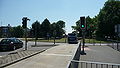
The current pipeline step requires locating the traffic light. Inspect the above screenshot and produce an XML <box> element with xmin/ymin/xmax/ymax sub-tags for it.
<box><xmin>80</xmin><ymin>16</ymin><xmax>86</xmax><ymax>29</ymax></box>
<box><xmin>22</xmin><ymin>17</ymin><xmax>27</xmax><ymax>28</ymax></box>
<box><xmin>22</xmin><ymin>17</ymin><xmax>30</xmax><ymax>28</ymax></box>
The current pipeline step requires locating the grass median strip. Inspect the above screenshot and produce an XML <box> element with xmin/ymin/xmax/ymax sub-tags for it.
<box><xmin>84</xmin><ymin>39</ymin><xmax>112</xmax><ymax>43</ymax></box>
<box><xmin>21</xmin><ymin>38</ymin><xmax>67</xmax><ymax>43</ymax></box>
<box><xmin>20</xmin><ymin>38</ymin><xmax>112</xmax><ymax>43</ymax></box>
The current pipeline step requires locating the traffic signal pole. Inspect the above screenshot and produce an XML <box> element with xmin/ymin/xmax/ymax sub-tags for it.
<box><xmin>22</xmin><ymin>17</ymin><xmax>30</xmax><ymax>50</ymax></box>
<box><xmin>80</xmin><ymin>16</ymin><xmax>86</xmax><ymax>55</ymax></box>
<box><xmin>54</xmin><ymin>30</ymin><xmax>56</xmax><ymax>44</ymax></box>
<box><xmin>81</xmin><ymin>29</ymin><xmax>86</xmax><ymax>55</ymax></box>
<box><xmin>25</xmin><ymin>28</ymin><xmax>27</xmax><ymax>50</ymax></box>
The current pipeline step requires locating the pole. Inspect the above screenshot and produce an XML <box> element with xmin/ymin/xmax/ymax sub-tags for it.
<box><xmin>54</xmin><ymin>30</ymin><xmax>56</xmax><ymax>44</ymax></box>
<box><xmin>89</xmin><ymin>30</ymin><xmax>90</xmax><ymax>43</ymax></box>
<box><xmin>35</xmin><ymin>24</ymin><xmax>37</xmax><ymax>46</ymax></box>
<box><xmin>80</xmin><ymin>29</ymin><xmax>86</xmax><ymax>55</ymax></box>
<box><xmin>65</xmin><ymin>34</ymin><xmax>66</xmax><ymax>43</ymax></box>
<box><xmin>54</xmin><ymin>36</ymin><xmax>55</xmax><ymax>44</ymax></box>
<box><xmin>35</xmin><ymin>37</ymin><xmax>37</xmax><ymax>46</ymax></box>
<box><xmin>82</xmin><ymin>31</ymin><xmax>85</xmax><ymax>53</ymax></box>
<box><xmin>22</xmin><ymin>17</ymin><xmax>30</xmax><ymax>50</ymax></box>
<box><xmin>25</xmin><ymin>28</ymin><xmax>27</xmax><ymax>50</ymax></box>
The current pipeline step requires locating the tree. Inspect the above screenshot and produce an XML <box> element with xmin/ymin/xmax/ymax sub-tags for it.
<box><xmin>10</xmin><ymin>25</ymin><xmax>24</xmax><ymax>38</ymax></box>
<box><xmin>71</xmin><ymin>20</ymin><xmax>82</xmax><ymax>37</ymax></box>
<box><xmin>32</xmin><ymin>20</ymin><xmax>41</xmax><ymax>38</ymax></box>
<box><xmin>55</xmin><ymin>20</ymin><xmax>65</xmax><ymax>38</ymax></box>
<box><xmin>50</xmin><ymin>22</ymin><xmax>56</xmax><ymax>37</ymax></box>
<box><xmin>50</xmin><ymin>20</ymin><xmax>65</xmax><ymax>38</ymax></box>
<box><xmin>96</xmin><ymin>0</ymin><xmax>120</xmax><ymax>39</ymax></box>
<box><xmin>86</xmin><ymin>16</ymin><xmax>98</xmax><ymax>38</ymax></box>
<box><xmin>41</xmin><ymin>18</ymin><xmax>51</xmax><ymax>38</ymax></box>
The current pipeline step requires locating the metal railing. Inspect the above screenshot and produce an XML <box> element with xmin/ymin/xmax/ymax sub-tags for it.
<box><xmin>67</xmin><ymin>41</ymin><xmax>81</xmax><ymax>68</ymax></box>
<box><xmin>107</xmin><ymin>39</ymin><xmax>120</xmax><ymax>52</ymax></box>
<box><xmin>84</xmin><ymin>38</ymin><xmax>120</xmax><ymax>52</ymax></box>
<box><xmin>71</xmin><ymin>60</ymin><xmax>120</xmax><ymax>68</ymax></box>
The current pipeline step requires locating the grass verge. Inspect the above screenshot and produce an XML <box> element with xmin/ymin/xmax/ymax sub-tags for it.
<box><xmin>20</xmin><ymin>38</ymin><xmax>112</xmax><ymax>43</ymax></box>
<box><xmin>85</xmin><ymin>39</ymin><xmax>112</xmax><ymax>43</ymax></box>
<box><xmin>21</xmin><ymin>38</ymin><xmax>67</xmax><ymax>43</ymax></box>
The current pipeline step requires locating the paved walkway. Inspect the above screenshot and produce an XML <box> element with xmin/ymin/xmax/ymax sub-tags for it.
<box><xmin>5</xmin><ymin>44</ymin><xmax>77</xmax><ymax>68</ymax></box>
<box><xmin>78</xmin><ymin>45</ymin><xmax>120</xmax><ymax>68</ymax></box>
<box><xmin>80</xmin><ymin>45</ymin><xmax>120</xmax><ymax>64</ymax></box>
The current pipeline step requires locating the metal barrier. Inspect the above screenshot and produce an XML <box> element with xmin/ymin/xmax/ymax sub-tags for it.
<box><xmin>67</xmin><ymin>41</ymin><xmax>81</xmax><ymax>68</ymax></box>
<box><xmin>107</xmin><ymin>39</ymin><xmax>120</xmax><ymax>52</ymax></box>
<box><xmin>86</xmin><ymin>39</ymin><xmax>120</xmax><ymax>52</ymax></box>
<box><xmin>71</xmin><ymin>60</ymin><xmax>120</xmax><ymax>68</ymax></box>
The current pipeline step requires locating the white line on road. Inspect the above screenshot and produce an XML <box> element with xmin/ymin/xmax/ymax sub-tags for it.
<box><xmin>0</xmin><ymin>56</ymin><xmax>2</xmax><ymax>57</ymax></box>
<box><xmin>41</xmin><ymin>53</ymin><xmax>72</xmax><ymax>57</ymax></box>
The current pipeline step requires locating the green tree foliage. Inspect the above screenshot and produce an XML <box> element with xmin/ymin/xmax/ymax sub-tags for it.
<box><xmin>10</xmin><ymin>25</ymin><xmax>24</xmax><ymax>38</ymax></box>
<box><xmin>96</xmin><ymin>0</ymin><xmax>120</xmax><ymax>39</ymax></box>
<box><xmin>32</xmin><ymin>20</ymin><xmax>41</xmax><ymax>38</ymax></box>
<box><xmin>55</xmin><ymin>20</ymin><xmax>65</xmax><ymax>38</ymax></box>
<box><xmin>50</xmin><ymin>21</ymin><xmax>65</xmax><ymax>38</ymax></box>
<box><xmin>50</xmin><ymin>22</ymin><xmax>56</xmax><ymax>37</ymax></box>
<box><xmin>41</xmin><ymin>18</ymin><xmax>51</xmax><ymax>38</ymax></box>
<box><xmin>71</xmin><ymin>20</ymin><xmax>82</xmax><ymax>36</ymax></box>
<box><xmin>31</xmin><ymin>19</ymin><xmax>65</xmax><ymax>39</ymax></box>
<box><xmin>86</xmin><ymin>16</ymin><xmax>98</xmax><ymax>38</ymax></box>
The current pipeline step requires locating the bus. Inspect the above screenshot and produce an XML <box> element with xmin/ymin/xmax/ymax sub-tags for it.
<box><xmin>67</xmin><ymin>33</ymin><xmax>78</xmax><ymax>44</ymax></box>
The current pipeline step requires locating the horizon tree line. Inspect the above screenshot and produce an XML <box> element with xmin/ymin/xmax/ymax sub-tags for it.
<box><xmin>0</xmin><ymin>18</ymin><xmax>65</xmax><ymax>39</ymax></box>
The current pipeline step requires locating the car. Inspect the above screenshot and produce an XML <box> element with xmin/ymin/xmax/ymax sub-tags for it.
<box><xmin>67</xmin><ymin>33</ymin><xmax>78</xmax><ymax>44</ymax></box>
<box><xmin>0</xmin><ymin>38</ymin><xmax>23</xmax><ymax>51</ymax></box>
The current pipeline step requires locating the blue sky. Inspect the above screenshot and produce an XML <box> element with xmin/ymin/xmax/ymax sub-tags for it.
<box><xmin>0</xmin><ymin>0</ymin><xmax>107</xmax><ymax>33</ymax></box>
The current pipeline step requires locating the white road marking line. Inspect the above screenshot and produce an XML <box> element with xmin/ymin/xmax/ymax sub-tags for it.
<box><xmin>0</xmin><ymin>56</ymin><xmax>2</xmax><ymax>57</ymax></box>
<box><xmin>41</xmin><ymin>53</ymin><xmax>72</xmax><ymax>57</ymax></box>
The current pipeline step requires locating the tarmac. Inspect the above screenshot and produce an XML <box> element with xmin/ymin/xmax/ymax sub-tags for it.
<box><xmin>80</xmin><ymin>45</ymin><xmax>120</xmax><ymax>64</ymax></box>
<box><xmin>3</xmin><ymin>43</ymin><xmax>120</xmax><ymax>68</ymax></box>
<box><xmin>78</xmin><ymin>45</ymin><xmax>120</xmax><ymax>68</ymax></box>
<box><xmin>5</xmin><ymin>44</ymin><xmax>78</xmax><ymax>68</ymax></box>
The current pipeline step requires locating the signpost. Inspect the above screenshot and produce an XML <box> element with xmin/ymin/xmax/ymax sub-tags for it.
<box><xmin>80</xmin><ymin>16</ymin><xmax>86</xmax><ymax>55</ymax></box>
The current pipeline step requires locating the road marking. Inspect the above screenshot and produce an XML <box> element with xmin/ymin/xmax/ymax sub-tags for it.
<box><xmin>0</xmin><ymin>56</ymin><xmax>2</xmax><ymax>57</ymax></box>
<box><xmin>81</xmin><ymin>47</ymin><xmax>91</xmax><ymax>50</ymax></box>
<box><xmin>41</xmin><ymin>53</ymin><xmax>72</xmax><ymax>57</ymax></box>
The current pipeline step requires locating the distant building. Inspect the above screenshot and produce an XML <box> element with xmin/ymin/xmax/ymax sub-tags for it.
<box><xmin>0</xmin><ymin>24</ymin><xmax>11</xmax><ymax>38</ymax></box>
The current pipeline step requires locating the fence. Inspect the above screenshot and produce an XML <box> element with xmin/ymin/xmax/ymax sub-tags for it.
<box><xmin>106</xmin><ymin>39</ymin><xmax>120</xmax><ymax>52</ymax></box>
<box><xmin>71</xmin><ymin>60</ymin><xmax>120</xmax><ymax>68</ymax></box>
<box><xmin>67</xmin><ymin>41</ymin><xmax>81</xmax><ymax>68</ymax></box>
<box><xmin>85</xmin><ymin>38</ymin><xmax>120</xmax><ymax>52</ymax></box>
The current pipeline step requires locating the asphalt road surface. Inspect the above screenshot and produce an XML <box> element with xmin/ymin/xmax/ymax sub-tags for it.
<box><xmin>0</xmin><ymin>41</ymin><xmax>59</xmax><ymax>57</ymax></box>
